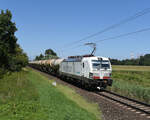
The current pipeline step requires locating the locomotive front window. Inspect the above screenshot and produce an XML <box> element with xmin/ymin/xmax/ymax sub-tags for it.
<box><xmin>92</xmin><ymin>63</ymin><xmax>100</xmax><ymax>69</ymax></box>
<box><xmin>101</xmin><ymin>63</ymin><xmax>110</xmax><ymax>68</ymax></box>
<box><xmin>92</xmin><ymin>60</ymin><xmax>110</xmax><ymax>69</ymax></box>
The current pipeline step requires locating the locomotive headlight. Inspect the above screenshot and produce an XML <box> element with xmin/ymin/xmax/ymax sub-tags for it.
<box><xmin>104</xmin><ymin>80</ymin><xmax>107</xmax><ymax>83</ymax></box>
<box><xmin>89</xmin><ymin>72</ymin><xmax>93</xmax><ymax>79</ymax></box>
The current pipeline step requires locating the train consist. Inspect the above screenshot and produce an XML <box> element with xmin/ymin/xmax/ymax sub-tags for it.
<box><xmin>29</xmin><ymin>55</ymin><xmax>113</xmax><ymax>90</ymax></box>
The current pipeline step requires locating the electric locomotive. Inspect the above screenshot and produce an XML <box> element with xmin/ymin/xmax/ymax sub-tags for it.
<box><xmin>59</xmin><ymin>55</ymin><xmax>113</xmax><ymax>89</ymax></box>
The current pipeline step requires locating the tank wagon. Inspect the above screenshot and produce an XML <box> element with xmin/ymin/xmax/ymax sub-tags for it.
<box><xmin>29</xmin><ymin>55</ymin><xmax>113</xmax><ymax>90</ymax></box>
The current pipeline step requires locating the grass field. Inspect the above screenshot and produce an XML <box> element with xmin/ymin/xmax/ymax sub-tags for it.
<box><xmin>0</xmin><ymin>68</ymin><xmax>101</xmax><ymax>120</ymax></box>
<box><xmin>112</xmin><ymin>65</ymin><xmax>150</xmax><ymax>71</ymax></box>
<box><xmin>108</xmin><ymin>65</ymin><xmax>150</xmax><ymax>104</ymax></box>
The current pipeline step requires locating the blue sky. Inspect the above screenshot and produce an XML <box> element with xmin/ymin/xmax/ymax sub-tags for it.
<box><xmin>1</xmin><ymin>0</ymin><xmax>150</xmax><ymax>60</ymax></box>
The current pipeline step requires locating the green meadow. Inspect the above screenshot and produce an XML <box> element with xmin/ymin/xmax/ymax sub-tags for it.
<box><xmin>0</xmin><ymin>68</ymin><xmax>101</xmax><ymax>120</ymax></box>
<box><xmin>108</xmin><ymin>65</ymin><xmax>150</xmax><ymax>104</ymax></box>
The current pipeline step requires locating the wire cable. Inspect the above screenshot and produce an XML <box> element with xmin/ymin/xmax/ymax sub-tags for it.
<box><xmin>69</xmin><ymin>27</ymin><xmax>150</xmax><ymax>50</ymax></box>
<box><xmin>63</xmin><ymin>8</ymin><xmax>150</xmax><ymax>48</ymax></box>
<box><xmin>95</xmin><ymin>27</ymin><xmax>150</xmax><ymax>43</ymax></box>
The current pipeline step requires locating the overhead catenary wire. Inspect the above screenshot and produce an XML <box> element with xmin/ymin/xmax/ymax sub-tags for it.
<box><xmin>69</xmin><ymin>27</ymin><xmax>150</xmax><ymax>50</ymax></box>
<box><xmin>95</xmin><ymin>27</ymin><xmax>150</xmax><ymax>43</ymax></box>
<box><xmin>63</xmin><ymin>8</ymin><xmax>150</xmax><ymax>48</ymax></box>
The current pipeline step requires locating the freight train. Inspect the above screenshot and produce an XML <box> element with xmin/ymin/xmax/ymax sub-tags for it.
<box><xmin>29</xmin><ymin>55</ymin><xmax>113</xmax><ymax>90</ymax></box>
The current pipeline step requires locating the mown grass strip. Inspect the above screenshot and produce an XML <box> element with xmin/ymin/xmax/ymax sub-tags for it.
<box><xmin>57</xmin><ymin>85</ymin><xmax>101</xmax><ymax>119</ymax></box>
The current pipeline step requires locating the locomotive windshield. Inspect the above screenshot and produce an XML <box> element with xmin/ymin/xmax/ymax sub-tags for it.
<box><xmin>92</xmin><ymin>60</ymin><xmax>110</xmax><ymax>70</ymax></box>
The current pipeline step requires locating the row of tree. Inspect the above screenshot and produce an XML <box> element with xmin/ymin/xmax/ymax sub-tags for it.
<box><xmin>110</xmin><ymin>54</ymin><xmax>150</xmax><ymax>66</ymax></box>
<box><xmin>35</xmin><ymin>48</ymin><xmax>58</xmax><ymax>60</ymax></box>
<box><xmin>0</xmin><ymin>10</ymin><xmax>28</xmax><ymax>76</ymax></box>
<box><xmin>35</xmin><ymin>49</ymin><xmax>150</xmax><ymax>66</ymax></box>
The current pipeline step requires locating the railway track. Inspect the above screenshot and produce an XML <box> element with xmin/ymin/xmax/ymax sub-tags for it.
<box><xmin>96</xmin><ymin>90</ymin><xmax>150</xmax><ymax>116</ymax></box>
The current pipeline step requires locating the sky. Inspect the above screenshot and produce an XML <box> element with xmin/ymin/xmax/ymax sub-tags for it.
<box><xmin>1</xmin><ymin>0</ymin><xmax>150</xmax><ymax>60</ymax></box>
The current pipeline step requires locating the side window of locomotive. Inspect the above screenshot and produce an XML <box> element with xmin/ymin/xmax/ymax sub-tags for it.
<box><xmin>83</xmin><ymin>63</ymin><xmax>84</xmax><ymax>68</ymax></box>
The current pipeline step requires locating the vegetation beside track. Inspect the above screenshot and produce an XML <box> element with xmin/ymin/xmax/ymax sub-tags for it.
<box><xmin>108</xmin><ymin>65</ymin><xmax>150</xmax><ymax>104</ymax></box>
<box><xmin>0</xmin><ymin>68</ymin><xmax>101</xmax><ymax>120</ymax></box>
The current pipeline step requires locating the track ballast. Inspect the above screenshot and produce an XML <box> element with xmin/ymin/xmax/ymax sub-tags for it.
<box><xmin>96</xmin><ymin>90</ymin><xmax>150</xmax><ymax>115</ymax></box>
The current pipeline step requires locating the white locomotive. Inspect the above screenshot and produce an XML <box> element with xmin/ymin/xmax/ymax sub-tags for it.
<box><xmin>60</xmin><ymin>55</ymin><xmax>112</xmax><ymax>89</ymax></box>
<box><xmin>29</xmin><ymin>55</ymin><xmax>113</xmax><ymax>90</ymax></box>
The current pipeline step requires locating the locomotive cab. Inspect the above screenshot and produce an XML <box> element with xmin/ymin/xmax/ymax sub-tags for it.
<box><xmin>82</xmin><ymin>56</ymin><xmax>113</xmax><ymax>87</ymax></box>
<box><xmin>59</xmin><ymin>55</ymin><xmax>113</xmax><ymax>90</ymax></box>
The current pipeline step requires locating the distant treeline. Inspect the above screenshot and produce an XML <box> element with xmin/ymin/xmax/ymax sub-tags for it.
<box><xmin>35</xmin><ymin>49</ymin><xmax>150</xmax><ymax>66</ymax></box>
<box><xmin>0</xmin><ymin>10</ymin><xmax>28</xmax><ymax>76</ymax></box>
<box><xmin>35</xmin><ymin>48</ymin><xmax>58</xmax><ymax>60</ymax></box>
<box><xmin>110</xmin><ymin>54</ymin><xmax>150</xmax><ymax>66</ymax></box>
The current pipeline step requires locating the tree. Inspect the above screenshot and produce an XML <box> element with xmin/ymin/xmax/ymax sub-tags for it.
<box><xmin>0</xmin><ymin>9</ymin><xmax>28</xmax><ymax>72</ymax></box>
<box><xmin>34</xmin><ymin>49</ymin><xmax>58</xmax><ymax>60</ymax></box>
<box><xmin>139</xmin><ymin>54</ymin><xmax>150</xmax><ymax>66</ymax></box>
<box><xmin>110</xmin><ymin>54</ymin><xmax>150</xmax><ymax>66</ymax></box>
<box><xmin>8</xmin><ymin>44</ymin><xmax>28</xmax><ymax>71</ymax></box>
<box><xmin>45</xmin><ymin>49</ymin><xmax>57</xmax><ymax>56</ymax></box>
<box><xmin>44</xmin><ymin>48</ymin><xmax>58</xmax><ymax>59</ymax></box>
<box><xmin>0</xmin><ymin>10</ymin><xmax>17</xmax><ymax>70</ymax></box>
<box><xmin>35</xmin><ymin>54</ymin><xmax>44</xmax><ymax>60</ymax></box>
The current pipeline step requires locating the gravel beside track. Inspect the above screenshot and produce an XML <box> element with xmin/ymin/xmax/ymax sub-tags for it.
<box><xmin>97</xmin><ymin>90</ymin><xmax>150</xmax><ymax>114</ymax></box>
<box><xmin>30</xmin><ymin>67</ymin><xmax>150</xmax><ymax>120</ymax></box>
